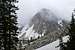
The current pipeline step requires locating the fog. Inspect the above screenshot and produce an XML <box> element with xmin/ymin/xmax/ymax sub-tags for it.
<box><xmin>16</xmin><ymin>0</ymin><xmax>75</xmax><ymax>26</ymax></box>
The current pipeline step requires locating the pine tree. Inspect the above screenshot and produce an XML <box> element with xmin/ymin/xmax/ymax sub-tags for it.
<box><xmin>0</xmin><ymin>14</ymin><xmax>4</xmax><ymax>50</ymax></box>
<box><xmin>0</xmin><ymin>0</ymin><xmax>19</xmax><ymax>50</ymax></box>
<box><xmin>64</xmin><ymin>9</ymin><xmax>75</xmax><ymax>50</ymax></box>
<box><xmin>68</xmin><ymin>9</ymin><xmax>75</xmax><ymax>50</ymax></box>
<box><xmin>55</xmin><ymin>19</ymin><xmax>68</xmax><ymax>50</ymax></box>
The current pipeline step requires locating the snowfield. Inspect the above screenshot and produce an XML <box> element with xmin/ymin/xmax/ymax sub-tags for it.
<box><xmin>18</xmin><ymin>24</ymin><xmax>42</xmax><ymax>40</ymax></box>
<box><xmin>36</xmin><ymin>35</ymin><xmax>69</xmax><ymax>50</ymax></box>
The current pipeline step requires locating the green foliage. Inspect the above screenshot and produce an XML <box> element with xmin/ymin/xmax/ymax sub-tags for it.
<box><xmin>0</xmin><ymin>0</ymin><xmax>18</xmax><ymax>50</ymax></box>
<box><xmin>64</xmin><ymin>10</ymin><xmax>75</xmax><ymax>50</ymax></box>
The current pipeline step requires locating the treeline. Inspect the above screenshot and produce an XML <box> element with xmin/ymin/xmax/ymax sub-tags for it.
<box><xmin>58</xmin><ymin>9</ymin><xmax>75</xmax><ymax>50</ymax></box>
<box><xmin>0</xmin><ymin>0</ymin><xmax>18</xmax><ymax>50</ymax></box>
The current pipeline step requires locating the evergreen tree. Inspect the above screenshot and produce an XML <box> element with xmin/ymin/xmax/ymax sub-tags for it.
<box><xmin>67</xmin><ymin>9</ymin><xmax>75</xmax><ymax>50</ymax></box>
<box><xmin>64</xmin><ymin>9</ymin><xmax>75</xmax><ymax>50</ymax></box>
<box><xmin>0</xmin><ymin>0</ymin><xmax>19</xmax><ymax>50</ymax></box>
<box><xmin>56</xmin><ymin>18</ymin><xmax>68</xmax><ymax>50</ymax></box>
<box><xmin>0</xmin><ymin>15</ymin><xmax>4</xmax><ymax>50</ymax></box>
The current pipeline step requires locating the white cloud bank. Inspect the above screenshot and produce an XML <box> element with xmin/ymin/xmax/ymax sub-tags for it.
<box><xmin>17</xmin><ymin>0</ymin><xmax>75</xmax><ymax>25</ymax></box>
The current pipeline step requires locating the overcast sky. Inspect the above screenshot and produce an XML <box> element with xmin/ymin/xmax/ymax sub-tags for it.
<box><xmin>16</xmin><ymin>0</ymin><xmax>75</xmax><ymax>26</ymax></box>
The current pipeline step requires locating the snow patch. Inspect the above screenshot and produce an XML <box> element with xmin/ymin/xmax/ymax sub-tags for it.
<box><xmin>36</xmin><ymin>35</ymin><xmax>69</xmax><ymax>50</ymax></box>
<box><xmin>18</xmin><ymin>24</ymin><xmax>42</xmax><ymax>40</ymax></box>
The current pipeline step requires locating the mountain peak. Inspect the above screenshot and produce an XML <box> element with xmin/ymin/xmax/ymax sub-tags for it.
<box><xmin>33</xmin><ymin>8</ymin><xmax>58</xmax><ymax>22</ymax></box>
<box><xmin>29</xmin><ymin>8</ymin><xmax>60</xmax><ymax>35</ymax></box>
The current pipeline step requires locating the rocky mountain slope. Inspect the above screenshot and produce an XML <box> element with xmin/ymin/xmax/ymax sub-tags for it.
<box><xmin>18</xmin><ymin>8</ymin><xmax>68</xmax><ymax>40</ymax></box>
<box><xmin>29</xmin><ymin>8</ymin><xmax>67</xmax><ymax>35</ymax></box>
<box><xmin>17</xmin><ymin>8</ymin><xmax>69</xmax><ymax>50</ymax></box>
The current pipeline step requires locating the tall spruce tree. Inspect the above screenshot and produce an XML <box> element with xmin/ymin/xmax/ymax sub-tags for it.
<box><xmin>0</xmin><ymin>0</ymin><xmax>18</xmax><ymax>50</ymax></box>
<box><xmin>64</xmin><ymin>9</ymin><xmax>75</xmax><ymax>50</ymax></box>
<box><xmin>68</xmin><ymin>9</ymin><xmax>75</xmax><ymax>50</ymax></box>
<box><xmin>56</xmin><ymin>22</ymin><xmax>65</xmax><ymax>50</ymax></box>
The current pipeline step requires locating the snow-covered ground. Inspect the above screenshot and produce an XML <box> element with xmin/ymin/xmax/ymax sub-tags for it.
<box><xmin>18</xmin><ymin>19</ymin><xmax>65</xmax><ymax>40</ymax></box>
<box><xmin>18</xmin><ymin>24</ymin><xmax>42</xmax><ymax>40</ymax></box>
<box><xmin>36</xmin><ymin>35</ymin><xmax>69</xmax><ymax>50</ymax></box>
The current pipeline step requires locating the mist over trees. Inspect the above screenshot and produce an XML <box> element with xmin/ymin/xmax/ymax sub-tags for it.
<box><xmin>0</xmin><ymin>0</ymin><xmax>75</xmax><ymax>50</ymax></box>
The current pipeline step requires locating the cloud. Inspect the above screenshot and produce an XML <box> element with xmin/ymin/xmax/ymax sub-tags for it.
<box><xmin>17</xmin><ymin>0</ymin><xmax>75</xmax><ymax>25</ymax></box>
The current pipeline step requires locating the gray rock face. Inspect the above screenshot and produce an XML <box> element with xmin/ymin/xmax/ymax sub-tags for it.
<box><xmin>18</xmin><ymin>8</ymin><xmax>69</xmax><ymax>50</ymax></box>
<box><xmin>30</xmin><ymin>8</ymin><xmax>59</xmax><ymax>35</ymax></box>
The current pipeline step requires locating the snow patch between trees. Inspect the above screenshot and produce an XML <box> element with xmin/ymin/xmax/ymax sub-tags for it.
<box><xmin>36</xmin><ymin>35</ymin><xmax>69</xmax><ymax>50</ymax></box>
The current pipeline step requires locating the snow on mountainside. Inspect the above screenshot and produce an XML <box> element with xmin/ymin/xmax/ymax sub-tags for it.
<box><xmin>28</xmin><ymin>8</ymin><xmax>68</xmax><ymax>40</ymax></box>
<box><xmin>29</xmin><ymin>8</ymin><xmax>59</xmax><ymax>35</ymax></box>
<box><xmin>18</xmin><ymin>8</ymin><xmax>68</xmax><ymax>41</ymax></box>
<box><xmin>18</xmin><ymin>24</ymin><xmax>29</xmax><ymax>38</ymax></box>
<box><xmin>36</xmin><ymin>35</ymin><xmax>69</xmax><ymax>50</ymax></box>
<box><xmin>18</xmin><ymin>24</ymin><xmax>41</xmax><ymax>40</ymax></box>
<box><xmin>29</xmin><ymin>8</ymin><xmax>68</xmax><ymax>35</ymax></box>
